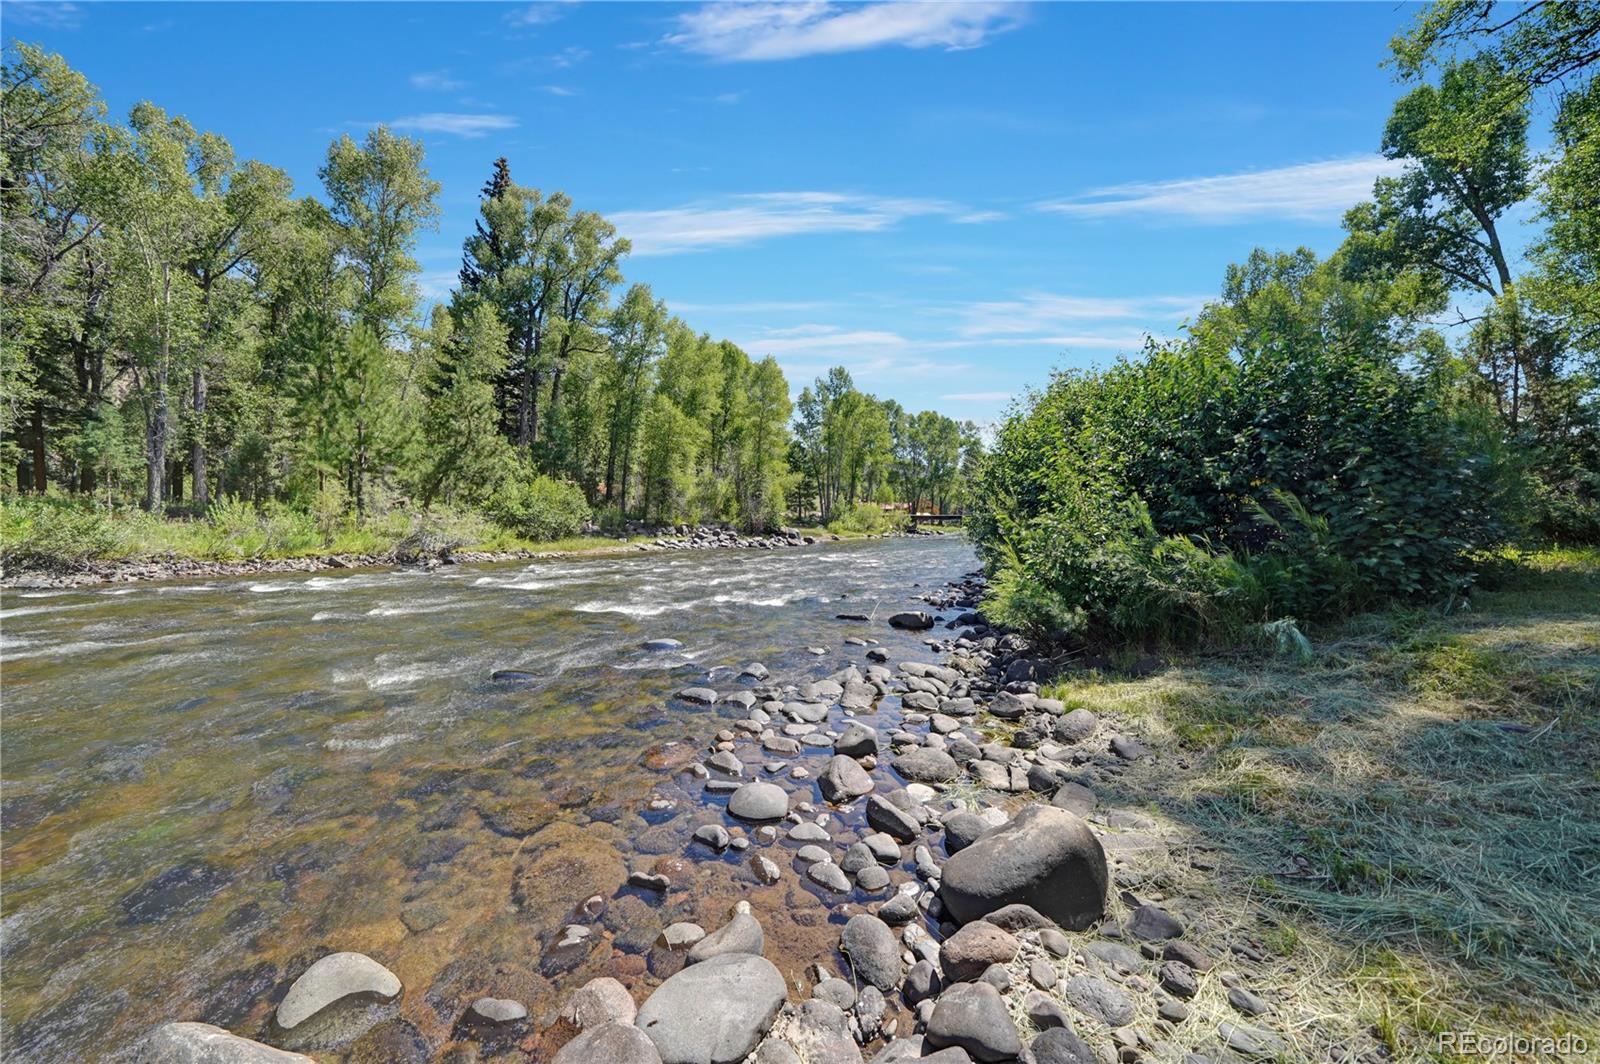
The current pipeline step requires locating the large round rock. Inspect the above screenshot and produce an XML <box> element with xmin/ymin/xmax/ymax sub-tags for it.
<box><xmin>727</xmin><ymin>782</ymin><xmax>788</xmax><ymax>821</ymax></box>
<box><xmin>924</xmin><ymin>981</ymin><xmax>1022</xmax><ymax>1062</ymax></box>
<box><xmin>939</xmin><ymin>805</ymin><xmax>1107</xmax><ymax>930</ymax></box>
<box><xmin>635</xmin><ymin>952</ymin><xmax>786</xmax><ymax>1064</ymax></box>
<box><xmin>839</xmin><ymin>913</ymin><xmax>902</xmax><ymax>992</ymax></box>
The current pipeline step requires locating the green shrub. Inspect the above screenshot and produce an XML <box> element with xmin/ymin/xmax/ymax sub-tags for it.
<box><xmin>0</xmin><ymin>494</ymin><xmax>121</xmax><ymax>569</ymax></box>
<box><xmin>971</xmin><ymin>339</ymin><xmax>1517</xmax><ymax>646</ymax></box>
<box><xmin>827</xmin><ymin>502</ymin><xmax>908</xmax><ymax>535</ymax></box>
<box><xmin>485</xmin><ymin>471</ymin><xmax>592</xmax><ymax>541</ymax></box>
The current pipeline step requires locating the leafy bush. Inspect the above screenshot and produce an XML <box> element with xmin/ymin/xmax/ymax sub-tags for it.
<box><xmin>0</xmin><ymin>494</ymin><xmax>122</xmax><ymax>569</ymax></box>
<box><xmin>827</xmin><ymin>502</ymin><xmax>908</xmax><ymax>535</ymax></box>
<box><xmin>485</xmin><ymin>470</ymin><xmax>592</xmax><ymax>542</ymax></box>
<box><xmin>970</xmin><ymin>339</ymin><xmax>1516</xmax><ymax>645</ymax></box>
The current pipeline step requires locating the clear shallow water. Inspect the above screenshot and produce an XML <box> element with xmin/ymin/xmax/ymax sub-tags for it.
<box><xmin>1</xmin><ymin>535</ymin><xmax>976</xmax><ymax>1061</ymax></box>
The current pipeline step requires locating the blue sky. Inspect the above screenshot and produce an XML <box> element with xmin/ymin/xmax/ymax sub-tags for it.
<box><xmin>6</xmin><ymin>1</ymin><xmax>1461</xmax><ymax>422</ymax></box>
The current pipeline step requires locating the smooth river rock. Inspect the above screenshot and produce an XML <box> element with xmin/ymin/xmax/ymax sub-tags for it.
<box><xmin>840</xmin><ymin>913</ymin><xmax>902</xmax><ymax>991</ymax></box>
<box><xmin>818</xmin><ymin>754</ymin><xmax>875</xmax><ymax>803</ymax></box>
<box><xmin>687</xmin><ymin>902</ymin><xmax>765</xmax><ymax>963</ymax></box>
<box><xmin>635</xmin><ymin>952</ymin><xmax>787</xmax><ymax>1064</ymax></box>
<box><xmin>939</xmin><ymin>805</ymin><xmax>1107</xmax><ymax>930</ymax></box>
<box><xmin>892</xmin><ymin>748</ymin><xmax>959</xmax><ymax>784</ymax></box>
<box><xmin>275</xmin><ymin>952</ymin><xmax>401</xmax><ymax>1029</ymax></box>
<box><xmin>565</xmin><ymin>976</ymin><xmax>638</xmax><ymax>1028</ymax></box>
<box><xmin>924</xmin><ymin>982</ymin><xmax>1022</xmax><ymax>1062</ymax></box>
<box><xmin>727</xmin><ymin>782</ymin><xmax>789</xmax><ymax>821</ymax></box>
<box><xmin>888</xmin><ymin>611</ymin><xmax>936</xmax><ymax>630</ymax></box>
<box><xmin>142</xmin><ymin>1023</ymin><xmax>314</xmax><ymax>1063</ymax></box>
<box><xmin>554</xmin><ymin>1021</ymin><xmax>664</xmax><ymax>1064</ymax></box>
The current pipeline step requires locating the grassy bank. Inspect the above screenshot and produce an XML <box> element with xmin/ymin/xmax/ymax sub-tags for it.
<box><xmin>0</xmin><ymin>495</ymin><xmax>638</xmax><ymax>574</ymax></box>
<box><xmin>1038</xmin><ymin>548</ymin><xmax>1599</xmax><ymax>1058</ymax></box>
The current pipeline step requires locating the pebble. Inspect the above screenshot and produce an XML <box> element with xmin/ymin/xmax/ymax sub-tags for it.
<box><xmin>275</xmin><ymin>952</ymin><xmax>401</xmax><ymax>1029</ymax></box>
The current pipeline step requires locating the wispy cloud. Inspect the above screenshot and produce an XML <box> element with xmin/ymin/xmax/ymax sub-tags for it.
<box><xmin>539</xmin><ymin>85</ymin><xmax>578</xmax><ymax>97</ymax></box>
<box><xmin>409</xmin><ymin>70</ymin><xmax>465</xmax><ymax>92</ymax></box>
<box><xmin>1037</xmin><ymin>155</ymin><xmax>1406</xmax><ymax>223</ymax></box>
<box><xmin>958</xmin><ymin>292</ymin><xmax>1209</xmax><ymax>338</ymax></box>
<box><xmin>612</xmin><ymin>192</ymin><xmax>974</xmax><ymax>256</ymax></box>
<box><xmin>5</xmin><ymin>0</ymin><xmax>84</xmax><ymax>28</ymax></box>
<box><xmin>391</xmin><ymin>113</ymin><xmax>519</xmax><ymax>138</ymax></box>
<box><xmin>505</xmin><ymin>1</ymin><xmax>573</xmax><ymax>28</ymax></box>
<box><xmin>665</xmin><ymin>1</ymin><xmax>1025</xmax><ymax>62</ymax></box>
<box><xmin>670</xmin><ymin>300</ymin><xmax>834</xmax><ymax>314</ymax></box>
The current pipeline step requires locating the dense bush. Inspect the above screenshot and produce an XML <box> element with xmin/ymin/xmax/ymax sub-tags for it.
<box><xmin>0</xmin><ymin>494</ymin><xmax>121</xmax><ymax>569</ymax></box>
<box><xmin>827</xmin><ymin>502</ymin><xmax>909</xmax><ymax>535</ymax></box>
<box><xmin>484</xmin><ymin>471</ymin><xmax>592</xmax><ymax>542</ymax></box>
<box><xmin>969</xmin><ymin>339</ymin><xmax>1517</xmax><ymax>645</ymax></box>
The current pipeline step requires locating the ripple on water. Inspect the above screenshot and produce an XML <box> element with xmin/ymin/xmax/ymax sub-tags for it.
<box><xmin>323</xmin><ymin>733</ymin><xmax>416</xmax><ymax>752</ymax></box>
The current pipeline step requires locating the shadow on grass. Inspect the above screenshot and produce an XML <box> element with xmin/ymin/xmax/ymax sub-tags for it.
<box><xmin>1045</xmin><ymin>549</ymin><xmax>1600</xmax><ymax>1059</ymax></box>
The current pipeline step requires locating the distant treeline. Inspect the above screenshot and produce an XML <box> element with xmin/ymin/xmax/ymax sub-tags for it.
<box><xmin>0</xmin><ymin>44</ymin><xmax>981</xmax><ymax>538</ymax></box>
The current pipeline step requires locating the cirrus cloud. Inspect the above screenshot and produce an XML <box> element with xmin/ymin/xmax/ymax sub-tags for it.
<box><xmin>390</xmin><ymin>112</ymin><xmax>519</xmax><ymax>138</ymax></box>
<box><xmin>612</xmin><ymin>192</ymin><xmax>978</xmax><ymax>256</ymax></box>
<box><xmin>1037</xmin><ymin>155</ymin><xmax>1407</xmax><ymax>223</ymax></box>
<box><xmin>665</xmin><ymin>1</ymin><xmax>1026</xmax><ymax>62</ymax></box>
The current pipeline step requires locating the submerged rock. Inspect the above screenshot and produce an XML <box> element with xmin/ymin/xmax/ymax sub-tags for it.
<box><xmin>275</xmin><ymin>952</ymin><xmax>401</xmax><ymax>1030</ymax></box>
<box><xmin>142</xmin><ymin>1022</ymin><xmax>313</xmax><ymax>1062</ymax></box>
<box><xmin>888</xmin><ymin>612</ymin><xmax>935</xmax><ymax>630</ymax></box>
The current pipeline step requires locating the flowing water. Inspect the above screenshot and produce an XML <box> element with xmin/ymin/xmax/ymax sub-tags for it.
<box><xmin>1</xmin><ymin>535</ymin><xmax>977</xmax><ymax>1061</ymax></box>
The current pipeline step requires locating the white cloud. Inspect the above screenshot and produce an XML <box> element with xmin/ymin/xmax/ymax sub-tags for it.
<box><xmin>665</xmin><ymin>1</ymin><xmax>1025</xmax><ymax>62</ymax></box>
<box><xmin>612</xmin><ymin>192</ymin><xmax>964</xmax><ymax>255</ymax></box>
<box><xmin>540</xmin><ymin>85</ymin><xmax>578</xmax><ymax>97</ymax></box>
<box><xmin>5</xmin><ymin>0</ymin><xmax>84</xmax><ymax>28</ymax></box>
<box><xmin>409</xmin><ymin>70</ymin><xmax>465</xmax><ymax>91</ymax></box>
<box><xmin>1037</xmin><ymin>155</ymin><xmax>1407</xmax><ymax>223</ymax></box>
<box><xmin>390</xmin><ymin>113</ymin><xmax>519</xmax><ymax>138</ymax></box>
<box><xmin>958</xmin><ymin>292</ymin><xmax>1209</xmax><ymax>338</ymax></box>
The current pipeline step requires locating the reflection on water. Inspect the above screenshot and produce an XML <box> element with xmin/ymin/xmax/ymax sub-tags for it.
<box><xmin>1</xmin><ymin>536</ymin><xmax>976</xmax><ymax>1061</ymax></box>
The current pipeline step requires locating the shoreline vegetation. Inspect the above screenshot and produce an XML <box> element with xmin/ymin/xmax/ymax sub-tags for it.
<box><xmin>0</xmin><ymin>498</ymin><xmax>954</xmax><ymax>588</ymax></box>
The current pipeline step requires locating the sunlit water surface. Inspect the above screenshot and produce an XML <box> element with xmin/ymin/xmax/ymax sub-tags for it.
<box><xmin>2</xmin><ymin>535</ymin><xmax>976</xmax><ymax>1061</ymax></box>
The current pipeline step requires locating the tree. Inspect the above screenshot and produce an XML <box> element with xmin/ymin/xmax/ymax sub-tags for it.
<box><xmin>601</xmin><ymin>283</ymin><xmax>666</xmax><ymax>513</ymax></box>
<box><xmin>320</xmin><ymin>125</ymin><xmax>439</xmax><ymax>345</ymax></box>
<box><xmin>1</xmin><ymin>43</ymin><xmax>108</xmax><ymax>490</ymax></box>
<box><xmin>418</xmin><ymin>302</ymin><xmax>509</xmax><ymax>506</ymax></box>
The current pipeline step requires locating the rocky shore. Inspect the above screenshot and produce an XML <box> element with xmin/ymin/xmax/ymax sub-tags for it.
<box><xmin>4</xmin><ymin>523</ymin><xmax>946</xmax><ymax>589</ymax></box>
<box><xmin>133</xmin><ymin>564</ymin><xmax>1342</xmax><ymax>1064</ymax></box>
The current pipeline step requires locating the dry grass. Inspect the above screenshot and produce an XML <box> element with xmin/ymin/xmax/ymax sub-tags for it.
<box><xmin>1044</xmin><ymin>548</ymin><xmax>1600</xmax><ymax>1061</ymax></box>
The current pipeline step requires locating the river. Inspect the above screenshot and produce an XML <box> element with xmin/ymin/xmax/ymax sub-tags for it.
<box><xmin>0</xmin><ymin>534</ymin><xmax>977</xmax><ymax>1061</ymax></box>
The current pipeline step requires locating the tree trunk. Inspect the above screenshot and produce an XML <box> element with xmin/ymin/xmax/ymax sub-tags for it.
<box><xmin>146</xmin><ymin>373</ymin><xmax>168</xmax><ymax>512</ymax></box>
<box><xmin>30</xmin><ymin>403</ymin><xmax>46</xmax><ymax>493</ymax></box>
<box><xmin>191</xmin><ymin>367</ymin><xmax>209</xmax><ymax>508</ymax></box>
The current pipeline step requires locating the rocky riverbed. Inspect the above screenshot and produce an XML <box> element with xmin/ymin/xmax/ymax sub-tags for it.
<box><xmin>118</xmin><ymin>559</ymin><xmax>1366</xmax><ymax>1064</ymax></box>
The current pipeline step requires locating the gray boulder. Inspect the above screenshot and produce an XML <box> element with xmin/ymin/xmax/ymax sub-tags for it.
<box><xmin>941</xmin><ymin>811</ymin><xmax>997</xmax><ymax>854</ymax></box>
<box><xmin>141</xmin><ymin>1024</ymin><xmax>313</xmax><ymax>1063</ymax></box>
<box><xmin>888</xmin><ymin>611</ymin><xmax>935</xmax><ymax>630</ymax></box>
<box><xmin>635</xmin><ymin>953</ymin><xmax>787</xmax><ymax>1064</ymax></box>
<box><xmin>275</xmin><ymin>951</ymin><xmax>401</xmax><ymax>1029</ymax></box>
<box><xmin>865</xmin><ymin>795</ymin><xmax>921</xmax><ymax>841</ymax></box>
<box><xmin>832</xmin><ymin>722</ymin><xmax>878</xmax><ymax>759</ymax></box>
<box><xmin>1030</xmin><ymin>1026</ymin><xmax>1100</xmax><ymax>1064</ymax></box>
<box><xmin>818</xmin><ymin>755</ymin><xmax>875</xmax><ymax>803</ymax></box>
<box><xmin>777</xmin><ymin>1000</ymin><xmax>863</xmax><ymax>1064</ymax></box>
<box><xmin>728</xmin><ymin>782</ymin><xmax>789</xmax><ymax>821</ymax></box>
<box><xmin>840</xmin><ymin>913</ymin><xmax>902</xmax><ymax>991</ymax></box>
<box><xmin>924</xmin><ymin>982</ymin><xmax>1022</xmax><ymax>1062</ymax></box>
<box><xmin>892</xmin><ymin>748</ymin><xmax>958</xmax><ymax>784</ymax></box>
<box><xmin>687</xmin><ymin>901</ymin><xmax>765</xmax><ymax>963</ymax></box>
<box><xmin>554</xmin><ymin>1021</ymin><xmax>664</xmax><ymax>1064</ymax></box>
<box><xmin>939</xmin><ymin>805</ymin><xmax>1107</xmax><ymax>930</ymax></box>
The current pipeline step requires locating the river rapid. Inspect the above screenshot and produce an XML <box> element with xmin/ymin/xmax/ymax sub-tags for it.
<box><xmin>1</xmin><ymin>535</ymin><xmax>977</xmax><ymax>1061</ymax></box>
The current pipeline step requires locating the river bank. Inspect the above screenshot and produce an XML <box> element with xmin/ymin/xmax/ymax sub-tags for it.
<box><xmin>9</xmin><ymin>542</ymin><xmax>1591</xmax><ymax>1063</ymax></box>
<box><xmin>0</xmin><ymin>524</ymin><xmax>952</xmax><ymax>589</ymax></box>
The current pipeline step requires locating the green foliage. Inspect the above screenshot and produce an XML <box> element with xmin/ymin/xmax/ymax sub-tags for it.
<box><xmin>0</xmin><ymin>493</ymin><xmax>119</xmax><ymax>568</ymax></box>
<box><xmin>484</xmin><ymin>467</ymin><xmax>591</xmax><ymax>541</ymax></box>
<box><xmin>971</xmin><ymin>259</ymin><xmax>1518</xmax><ymax>645</ymax></box>
<box><xmin>825</xmin><ymin>502</ymin><xmax>908</xmax><ymax>536</ymax></box>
